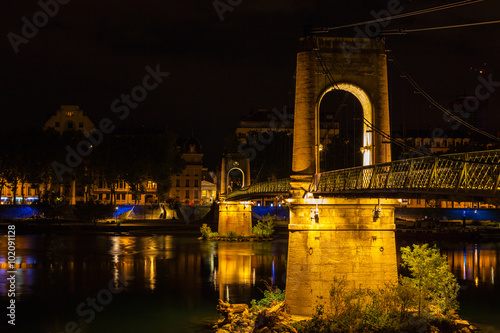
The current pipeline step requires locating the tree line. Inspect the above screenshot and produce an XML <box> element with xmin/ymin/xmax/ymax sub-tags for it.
<box><xmin>0</xmin><ymin>128</ymin><xmax>185</xmax><ymax>205</ymax></box>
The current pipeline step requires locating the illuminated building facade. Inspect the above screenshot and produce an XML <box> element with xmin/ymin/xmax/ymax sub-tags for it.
<box><xmin>169</xmin><ymin>137</ymin><xmax>205</xmax><ymax>205</ymax></box>
<box><xmin>43</xmin><ymin>105</ymin><xmax>95</xmax><ymax>135</ymax></box>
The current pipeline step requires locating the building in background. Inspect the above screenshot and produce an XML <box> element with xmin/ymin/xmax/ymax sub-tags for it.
<box><xmin>1</xmin><ymin>107</ymin><xmax>219</xmax><ymax>207</ymax></box>
<box><xmin>44</xmin><ymin>105</ymin><xmax>95</xmax><ymax>135</ymax></box>
<box><xmin>169</xmin><ymin>136</ymin><xmax>205</xmax><ymax>205</ymax></box>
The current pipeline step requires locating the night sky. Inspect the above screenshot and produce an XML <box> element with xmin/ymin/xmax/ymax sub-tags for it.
<box><xmin>2</xmin><ymin>0</ymin><xmax>500</xmax><ymax>168</ymax></box>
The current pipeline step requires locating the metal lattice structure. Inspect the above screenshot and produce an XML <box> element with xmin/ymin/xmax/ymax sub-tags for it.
<box><xmin>225</xmin><ymin>150</ymin><xmax>500</xmax><ymax>201</ymax></box>
<box><xmin>314</xmin><ymin>150</ymin><xmax>500</xmax><ymax>199</ymax></box>
<box><xmin>225</xmin><ymin>178</ymin><xmax>291</xmax><ymax>201</ymax></box>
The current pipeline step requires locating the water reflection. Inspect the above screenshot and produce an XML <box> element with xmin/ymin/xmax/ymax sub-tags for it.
<box><xmin>443</xmin><ymin>243</ymin><xmax>497</xmax><ymax>286</ymax></box>
<box><xmin>0</xmin><ymin>234</ymin><xmax>498</xmax><ymax>332</ymax></box>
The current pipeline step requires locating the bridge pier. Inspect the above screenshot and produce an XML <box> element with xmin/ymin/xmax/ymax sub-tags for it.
<box><xmin>218</xmin><ymin>202</ymin><xmax>252</xmax><ymax>236</ymax></box>
<box><xmin>285</xmin><ymin>197</ymin><xmax>398</xmax><ymax>316</ymax></box>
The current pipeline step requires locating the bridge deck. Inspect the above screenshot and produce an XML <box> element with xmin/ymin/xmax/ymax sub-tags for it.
<box><xmin>225</xmin><ymin>150</ymin><xmax>500</xmax><ymax>202</ymax></box>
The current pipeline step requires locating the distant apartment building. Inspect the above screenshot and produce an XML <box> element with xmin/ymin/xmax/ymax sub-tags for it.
<box><xmin>235</xmin><ymin>107</ymin><xmax>339</xmax><ymax>145</ymax></box>
<box><xmin>44</xmin><ymin>105</ymin><xmax>95</xmax><ymax>134</ymax></box>
<box><xmin>169</xmin><ymin>137</ymin><xmax>204</xmax><ymax>205</ymax></box>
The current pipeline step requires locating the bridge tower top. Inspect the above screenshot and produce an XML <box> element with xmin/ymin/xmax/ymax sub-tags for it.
<box><xmin>220</xmin><ymin>153</ymin><xmax>251</xmax><ymax>200</ymax></box>
<box><xmin>292</xmin><ymin>36</ymin><xmax>391</xmax><ymax>190</ymax></box>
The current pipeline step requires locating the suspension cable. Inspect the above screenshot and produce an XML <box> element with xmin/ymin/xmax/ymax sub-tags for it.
<box><xmin>311</xmin><ymin>0</ymin><xmax>483</xmax><ymax>33</ymax></box>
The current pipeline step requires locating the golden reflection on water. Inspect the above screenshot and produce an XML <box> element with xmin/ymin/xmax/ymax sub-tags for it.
<box><xmin>441</xmin><ymin>244</ymin><xmax>498</xmax><ymax>286</ymax></box>
<box><xmin>1</xmin><ymin>234</ymin><xmax>284</xmax><ymax>302</ymax></box>
<box><xmin>216</xmin><ymin>242</ymin><xmax>253</xmax><ymax>301</ymax></box>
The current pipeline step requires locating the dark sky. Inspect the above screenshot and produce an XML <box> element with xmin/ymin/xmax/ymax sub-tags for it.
<box><xmin>1</xmin><ymin>0</ymin><xmax>500</xmax><ymax>168</ymax></box>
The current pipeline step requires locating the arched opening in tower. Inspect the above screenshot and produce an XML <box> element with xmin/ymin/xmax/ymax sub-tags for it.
<box><xmin>227</xmin><ymin>168</ymin><xmax>244</xmax><ymax>193</ymax></box>
<box><xmin>319</xmin><ymin>90</ymin><xmax>364</xmax><ymax>172</ymax></box>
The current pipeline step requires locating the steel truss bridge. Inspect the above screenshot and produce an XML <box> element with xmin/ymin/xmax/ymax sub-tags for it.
<box><xmin>225</xmin><ymin>150</ymin><xmax>500</xmax><ymax>203</ymax></box>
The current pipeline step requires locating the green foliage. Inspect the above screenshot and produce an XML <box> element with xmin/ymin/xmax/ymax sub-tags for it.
<box><xmin>293</xmin><ymin>277</ymin><xmax>406</xmax><ymax>333</ymax></box>
<box><xmin>200</xmin><ymin>224</ymin><xmax>218</xmax><ymax>239</ymax></box>
<box><xmin>73</xmin><ymin>201</ymin><xmax>115</xmax><ymax>225</ymax></box>
<box><xmin>400</xmin><ymin>244</ymin><xmax>460</xmax><ymax>317</ymax></box>
<box><xmin>250</xmin><ymin>279</ymin><xmax>285</xmax><ymax>311</ymax></box>
<box><xmin>226</xmin><ymin>231</ymin><xmax>238</xmax><ymax>238</ymax></box>
<box><xmin>32</xmin><ymin>197</ymin><xmax>69</xmax><ymax>220</ymax></box>
<box><xmin>252</xmin><ymin>215</ymin><xmax>275</xmax><ymax>238</ymax></box>
<box><xmin>165</xmin><ymin>197</ymin><xmax>180</xmax><ymax>210</ymax></box>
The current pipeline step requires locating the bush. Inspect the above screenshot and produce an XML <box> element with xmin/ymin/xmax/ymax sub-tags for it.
<box><xmin>252</xmin><ymin>215</ymin><xmax>275</xmax><ymax>238</ymax></box>
<box><xmin>200</xmin><ymin>223</ymin><xmax>218</xmax><ymax>239</ymax></box>
<box><xmin>73</xmin><ymin>201</ymin><xmax>115</xmax><ymax>225</ymax></box>
<box><xmin>400</xmin><ymin>244</ymin><xmax>460</xmax><ymax>317</ymax></box>
<box><xmin>250</xmin><ymin>279</ymin><xmax>285</xmax><ymax>311</ymax></box>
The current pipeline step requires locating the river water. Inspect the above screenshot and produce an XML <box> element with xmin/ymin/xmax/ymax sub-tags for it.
<box><xmin>0</xmin><ymin>233</ymin><xmax>498</xmax><ymax>332</ymax></box>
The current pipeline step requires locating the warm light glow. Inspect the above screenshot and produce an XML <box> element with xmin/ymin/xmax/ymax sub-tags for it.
<box><xmin>318</xmin><ymin>83</ymin><xmax>374</xmax><ymax>167</ymax></box>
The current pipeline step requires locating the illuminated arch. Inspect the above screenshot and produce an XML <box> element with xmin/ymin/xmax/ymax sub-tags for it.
<box><xmin>317</xmin><ymin>83</ymin><xmax>374</xmax><ymax>167</ymax></box>
<box><xmin>226</xmin><ymin>167</ymin><xmax>246</xmax><ymax>189</ymax></box>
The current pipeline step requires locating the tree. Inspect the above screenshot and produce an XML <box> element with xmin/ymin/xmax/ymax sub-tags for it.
<box><xmin>73</xmin><ymin>200</ymin><xmax>115</xmax><ymax>226</ymax></box>
<box><xmin>400</xmin><ymin>244</ymin><xmax>460</xmax><ymax>317</ymax></box>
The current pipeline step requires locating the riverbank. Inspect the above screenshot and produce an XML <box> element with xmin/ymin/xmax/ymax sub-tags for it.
<box><xmin>0</xmin><ymin>219</ymin><xmax>210</xmax><ymax>235</ymax></box>
<box><xmin>213</xmin><ymin>300</ymin><xmax>480</xmax><ymax>333</ymax></box>
<box><xmin>0</xmin><ymin>218</ymin><xmax>292</xmax><ymax>236</ymax></box>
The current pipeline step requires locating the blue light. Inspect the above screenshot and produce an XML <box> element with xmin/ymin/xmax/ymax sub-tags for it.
<box><xmin>272</xmin><ymin>260</ymin><xmax>275</xmax><ymax>285</ymax></box>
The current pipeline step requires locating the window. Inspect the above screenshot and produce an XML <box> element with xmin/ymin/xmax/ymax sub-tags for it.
<box><xmin>176</xmin><ymin>190</ymin><xmax>180</xmax><ymax>198</ymax></box>
<box><xmin>66</xmin><ymin>111</ymin><xmax>74</xmax><ymax>117</ymax></box>
<box><xmin>185</xmin><ymin>180</ymin><xmax>189</xmax><ymax>187</ymax></box>
<box><xmin>79</xmin><ymin>122</ymin><xmax>84</xmax><ymax>128</ymax></box>
<box><xmin>194</xmin><ymin>180</ymin><xmax>199</xmax><ymax>187</ymax></box>
<box><xmin>67</xmin><ymin>121</ymin><xmax>74</xmax><ymax>129</ymax></box>
<box><xmin>185</xmin><ymin>190</ymin><xmax>189</xmax><ymax>198</ymax></box>
<box><xmin>194</xmin><ymin>190</ymin><xmax>199</xmax><ymax>199</ymax></box>
<box><xmin>175</xmin><ymin>179</ymin><xmax>180</xmax><ymax>187</ymax></box>
<box><xmin>55</xmin><ymin>121</ymin><xmax>60</xmax><ymax>127</ymax></box>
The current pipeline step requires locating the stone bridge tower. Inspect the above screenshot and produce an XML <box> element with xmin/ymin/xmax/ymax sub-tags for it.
<box><xmin>218</xmin><ymin>153</ymin><xmax>252</xmax><ymax>236</ymax></box>
<box><xmin>292</xmin><ymin>36</ymin><xmax>391</xmax><ymax>185</ymax></box>
<box><xmin>286</xmin><ymin>37</ymin><xmax>397</xmax><ymax>316</ymax></box>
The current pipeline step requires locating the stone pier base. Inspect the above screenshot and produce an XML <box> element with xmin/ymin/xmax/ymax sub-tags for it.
<box><xmin>218</xmin><ymin>202</ymin><xmax>252</xmax><ymax>236</ymax></box>
<box><xmin>285</xmin><ymin>197</ymin><xmax>398</xmax><ymax>316</ymax></box>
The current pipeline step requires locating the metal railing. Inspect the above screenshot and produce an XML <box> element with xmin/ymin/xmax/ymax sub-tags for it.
<box><xmin>314</xmin><ymin>150</ymin><xmax>500</xmax><ymax>197</ymax></box>
<box><xmin>226</xmin><ymin>178</ymin><xmax>291</xmax><ymax>200</ymax></box>
<box><xmin>224</xmin><ymin>150</ymin><xmax>500</xmax><ymax>201</ymax></box>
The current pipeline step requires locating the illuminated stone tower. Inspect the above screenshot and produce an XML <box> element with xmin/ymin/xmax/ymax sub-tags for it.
<box><xmin>292</xmin><ymin>36</ymin><xmax>391</xmax><ymax>180</ymax></box>
<box><xmin>286</xmin><ymin>37</ymin><xmax>397</xmax><ymax>316</ymax></box>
